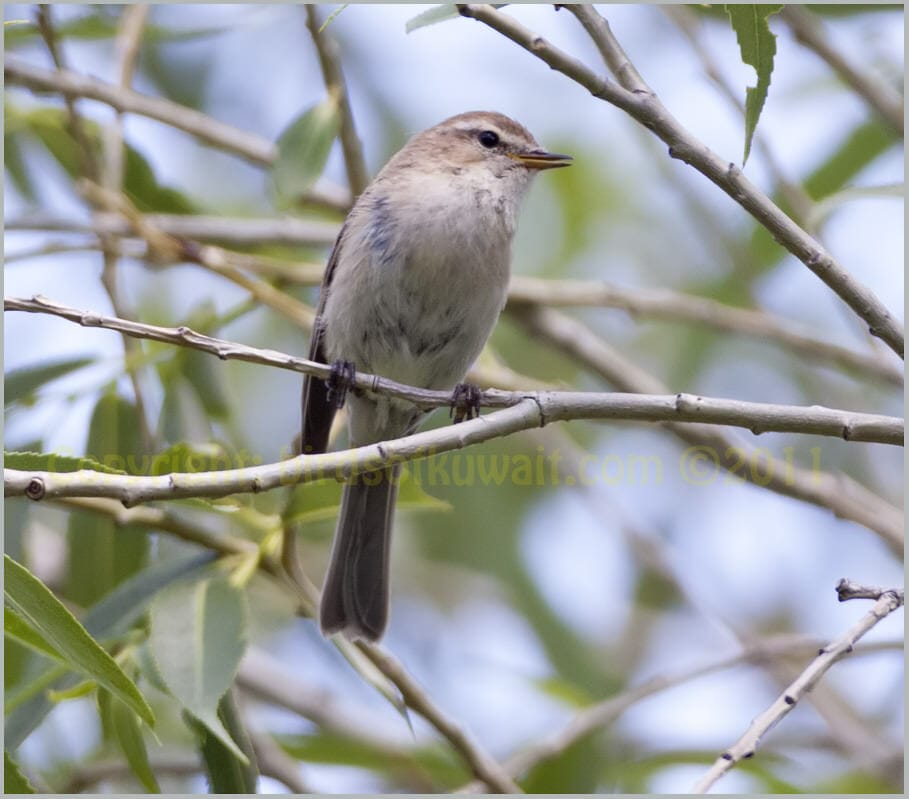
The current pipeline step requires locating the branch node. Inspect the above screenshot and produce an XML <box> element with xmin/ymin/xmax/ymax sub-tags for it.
<box><xmin>25</xmin><ymin>477</ymin><xmax>46</xmax><ymax>501</ymax></box>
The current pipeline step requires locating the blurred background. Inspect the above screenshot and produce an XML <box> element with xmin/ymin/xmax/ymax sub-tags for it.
<box><xmin>4</xmin><ymin>3</ymin><xmax>904</xmax><ymax>794</ymax></box>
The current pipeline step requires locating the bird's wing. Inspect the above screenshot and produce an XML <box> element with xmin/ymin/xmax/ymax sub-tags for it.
<box><xmin>300</xmin><ymin>223</ymin><xmax>347</xmax><ymax>455</ymax></box>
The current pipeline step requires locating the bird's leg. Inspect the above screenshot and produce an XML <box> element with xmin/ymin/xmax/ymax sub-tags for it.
<box><xmin>450</xmin><ymin>383</ymin><xmax>482</xmax><ymax>423</ymax></box>
<box><xmin>326</xmin><ymin>360</ymin><xmax>357</xmax><ymax>409</ymax></box>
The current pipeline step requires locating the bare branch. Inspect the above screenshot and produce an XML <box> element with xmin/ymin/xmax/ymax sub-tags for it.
<box><xmin>49</xmin><ymin>495</ymin><xmax>518</xmax><ymax>793</ymax></box>
<box><xmin>779</xmin><ymin>5</ymin><xmax>903</xmax><ymax>136</ymax></box>
<box><xmin>508</xmin><ymin>278</ymin><xmax>902</xmax><ymax>387</ymax></box>
<box><xmin>661</xmin><ymin>4</ymin><xmax>816</xmax><ymax>224</ymax></box>
<box><xmin>4</xmin><ymin>54</ymin><xmax>352</xmax><ymax>212</ymax></box>
<box><xmin>304</xmin><ymin>4</ymin><xmax>370</xmax><ymax>196</ymax></box>
<box><xmin>355</xmin><ymin>644</ymin><xmax>522</xmax><ymax>793</ymax></box>
<box><xmin>99</xmin><ymin>5</ymin><xmax>155</xmax><ymax>451</ymax></box>
<box><xmin>509</xmin><ymin>304</ymin><xmax>904</xmax><ymax>552</ymax></box>
<box><xmin>6</xmin><ymin>294</ymin><xmax>901</xmax><ymax>442</ymax></box>
<box><xmin>691</xmin><ymin>585</ymin><xmax>904</xmax><ymax>793</ymax></box>
<box><xmin>6</xmin><ymin>212</ymin><xmax>340</xmax><ymax>247</ymax></box>
<box><xmin>247</xmin><ymin>728</ymin><xmax>312</xmax><ymax>794</ymax></box>
<box><xmin>456</xmin><ymin>4</ymin><xmax>903</xmax><ymax>358</ymax></box>
<box><xmin>458</xmin><ymin>632</ymin><xmax>901</xmax><ymax>791</ymax></box>
<box><xmin>836</xmin><ymin>578</ymin><xmax>905</xmax><ymax>604</ymax></box>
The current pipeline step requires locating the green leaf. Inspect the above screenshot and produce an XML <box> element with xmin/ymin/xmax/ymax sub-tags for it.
<box><xmin>148</xmin><ymin>575</ymin><xmax>249</xmax><ymax>762</ymax></box>
<box><xmin>4</xmin><ymin>357</ymin><xmax>94</xmax><ymax>407</ymax></box>
<box><xmin>4</xmin><ymin>607</ymin><xmax>64</xmax><ymax>662</ymax></box>
<box><xmin>272</xmin><ymin>98</ymin><xmax>341</xmax><ymax>206</ymax></box>
<box><xmin>85</xmin><ymin>551</ymin><xmax>219</xmax><ymax>639</ymax></box>
<box><xmin>284</xmin><ymin>467</ymin><xmax>451</xmax><ymax>529</ymax></box>
<box><xmin>5</xmin><ymin>12</ymin><xmax>232</xmax><ymax>48</ymax></box>
<box><xmin>4</xmin><ymin>750</ymin><xmax>35</xmax><ymax>794</ymax></box>
<box><xmin>3</xmin><ymin>554</ymin><xmax>155</xmax><ymax>726</ymax></box>
<box><xmin>807</xmin><ymin>182</ymin><xmax>903</xmax><ymax>231</ymax></box>
<box><xmin>4</xmin><ymin>553</ymin><xmax>213</xmax><ymax>748</ymax></box>
<box><xmin>5</xmin><ymin>131</ymin><xmax>36</xmax><ymax>202</ymax></box>
<box><xmin>194</xmin><ymin>692</ymin><xmax>258</xmax><ymax>793</ymax></box>
<box><xmin>66</xmin><ymin>393</ymin><xmax>148</xmax><ymax>607</ymax></box>
<box><xmin>725</xmin><ymin>4</ymin><xmax>783</xmax><ymax>164</ymax></box>
<box><xmin>4</xmin><ymin>451</ymin><xmax>128</xmax><ymax>475</ymax></box>
<box><xmin>123</xmin><ymin>142</ymin><xmax>196</xmax><ymax>214</ymax></box>
<box><xmin>5</xmin><ymin>104</ymin><xmax>194</xmax><ymax>213</ymax></box>
<box><xmin>98</xmin><ymin>689</ymin><xmax>161</xmax><ymax>793</ymax></box>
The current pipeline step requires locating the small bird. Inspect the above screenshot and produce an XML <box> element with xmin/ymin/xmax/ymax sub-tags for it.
<box><xmin>302</xmin><ymin>111</ymin><xmax>571</xmax><ymax>641</ymax></box>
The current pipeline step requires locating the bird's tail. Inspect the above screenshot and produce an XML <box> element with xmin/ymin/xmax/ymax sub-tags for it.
<box><xmin>319</xmin><ymin>465</ymin><xmax>400</xmax><ymax>641</ymax></box>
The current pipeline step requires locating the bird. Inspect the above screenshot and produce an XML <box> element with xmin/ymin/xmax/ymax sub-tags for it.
<box><xmin>301</xmin><ymin>110</ymin><xmax>571</xmax><ymax>641</ymax></box>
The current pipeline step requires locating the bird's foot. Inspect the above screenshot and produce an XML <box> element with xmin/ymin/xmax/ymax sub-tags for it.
<box><xmin>450</xmin><ymin>383</ymin><xmax>482</xmax><ymax>423</ymax></box>
<box><xmin>327</xmin><ymin>360</ymin><xmax>356</xmax><ymax>409</ymax></box>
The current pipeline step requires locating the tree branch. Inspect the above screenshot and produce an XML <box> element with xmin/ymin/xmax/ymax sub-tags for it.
<box><xmin>691</xmin><ymin>584</ymin><xmax>904</xmax><ymax>793</ymax></box>
<box><xmin>6</xmin><ymin>294</ymin><xmax>901</xmax><ymax>442</ymax></box>
<box><xmin>304</xmin><ymin>4</ymin><xmax>370</xmax><ymax>196</ymax></box>
<box><xmin>456</xmin><ymin>4</ymin><xmax>903</xmax><ymax>358</ymax></box>
<box><xmin>48</xmin><ymin>495</ymin><xmax>519</xmax><ymax>793</ymax></box>
<box><xmin>4</xmin><ymin>54</ymin><xmax>352</xmax><ymax>212</ymax></box>
<box><xmin>779</xmin><ymin>5</ymin><xmax>903</xmax><ymax>137</ymax></box>
<box><xmin>458</xmin><ymin>632</ymin><xmax>901</xmax><ymax>791</ymax></box>
<box><xmin>509</xmin><ymin>304</ymin><xmax>904</xmax><ymax>552</ymax></box>
<box><xmin>6</xmin><ymin>211</ymin><xmax>340</xmax><ymax>247</ymax></box>
<box><xmin>508</xmin><ymin>278</ymin><xmax>902</xmax><ymax>387</ymax></box>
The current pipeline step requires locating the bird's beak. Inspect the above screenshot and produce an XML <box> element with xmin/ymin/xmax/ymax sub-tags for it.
<box><xmin>508</xmin><ymin>150</ymin><xmax>573</xmax><ymax>170</ymax></box>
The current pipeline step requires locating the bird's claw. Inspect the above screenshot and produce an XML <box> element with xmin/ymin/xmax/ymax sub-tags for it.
<box><xmin>327</xmin><ymin>360</ymin><xmax>356</xmax><ymax>409</ymax></box>
<box><xmin>450</xmin><ymin>383</ymin><xmax>482</xmax><ymax>423</ymax></box>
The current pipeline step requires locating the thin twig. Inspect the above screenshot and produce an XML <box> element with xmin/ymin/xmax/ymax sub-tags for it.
<box><xmin>458</xmin><ymin>632</ymin><xmax>902</xmax><ymax>791</ymax></box>
<box><xmin>76</xmin><ymin>184</ymin><xmax>319</xmax><ymax>331</ymax></box>
<box><xmin>304</xmin><ymin>4</ymin><xmax>370</xmax><ymax>196</ymax></box>
<box><xmin>53</xmin><ymin>494</ymin><xmax>515</xmax><ymax>792</ymax></box>
<box><xmin>691</xmin><ymin>584</ymin><xmax>904</xmax><ymax>793</ymax></box>
<box><xmin>35</xmin><ymin>5</ymin><xmax>99</xmax><ymax>180</ymax></box>
<box><xmin>99</xmin><ymin>5</ymin><xmax>155</xmax><ymax>451</ymax></box>
<box><xmin>508</xmin><ymin>278</ymin><xmax>902</xmax><ymax>387</ymax></box>
<box><xmin>247</xmin><ymin>728</ymin><xmax>312</xmax><ymax>794</ymax></box>
<box><xmin>456</xmin><ymin>4</ymin><xmax>903</xmax><ymax>358</ymax></box>
<box><xmin>508</xmin><ymin>304</ymin><xmax>904</xmax><ymax>551</ymax></box>
<box><xmin>6</xmin><ymin>212</ymin><xmax>340</xmax><ymax>246</ymax></box>
<box><xmin>779</xmin><ymin>5</ymin><xmax>903</xmax><ymax>136</ymax></box>
<box><xmin>661</xmin><ymin>4</ymin><xmax>815</xmax><ymax>224</ymax></box>
<box><xmin>6</xmin><ymin>295</ymin><xmax>902</xmax><ymax>442</ymax></box>
<box><xmin>4</xmin><ymin>54</ymin><xmax>352</xmax><ymax>212</ymax></box>
<box><xmin>836</xmin><ymin>578</ymin><xmax>905</xmax><ymax>604</ymax></box>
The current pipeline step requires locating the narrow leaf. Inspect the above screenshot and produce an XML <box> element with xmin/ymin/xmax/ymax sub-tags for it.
<box><xmin>5</xmin><ymin>553</ymin><xmax>213</xmax><ymax>748</ymax></box>
<box><xmin>4</xmin><ymin>451</ymin><xmax>128</xmax><ymax>475</ymax></box>
<box><xmin>4</xmin><ymin>607</ymin><xmax>63</xmax><ymax>662</ymax></box>
<box><xmin>148</xmin><ymin>575</ymin><xmax>249</xmax><ymax>762</ymax></box>
<box><xmin>66</xmin><ymin>392</ymin><xmax>148</xmax><ymax>607</ymax></box>
<box><xmin>4</xmin><ymin>750</ymin><xmax>35</xmax><ymax>794</ymax></box>
<box><xmin>4</xmin><ymin>357</ymin><xmax>94</xmax><ymax>406</ymax></box>
<box><xmin>725</xmin><ymin>4</ymin><xmax>783</xmax><ymax>164</ymax></box>
<box><xmin>272</xmin><ymin>98</ymin><xmax>341</xmax><ymax>205</ymax></box>
<box><xmin>195</xmin><ymin>692</ymin><xmax>258</xmax><ymax>793</ymax></box>
<box><xmin>406</xmin><ymin>5</ymin><xmax>460</xmax><ymax>33</ymax></box>
<box><xmin>406</xmin><ymin>4</ymin><xmax>509</xmax><ymax>33</ymax></box>
<box><xmin>3</xmin><ymin>555</ymin><xmax>155</xmax><ymax>726</ymax></box>
<box><xmin>99</xmin><ymin>689</ymin><xmax>161</xmax><ymax>793</ymax></box>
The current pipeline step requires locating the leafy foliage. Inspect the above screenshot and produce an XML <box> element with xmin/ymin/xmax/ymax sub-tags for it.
<box><xmin>3</xmin><ymin>3</ymin><xmax>902</xmax><ymax>794</ymax></box>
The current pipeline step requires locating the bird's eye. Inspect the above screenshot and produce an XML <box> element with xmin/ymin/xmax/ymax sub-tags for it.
<box><xmin>478</xmin><ymin>130</ymin><xmax>500</xmax><ymax>148</ymax></box>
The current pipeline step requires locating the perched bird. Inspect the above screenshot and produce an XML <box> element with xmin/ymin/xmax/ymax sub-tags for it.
<box><xmin>302</xmin><ymin>111</ymin><xmax>571</xmax><ymax>641</ymax></box>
